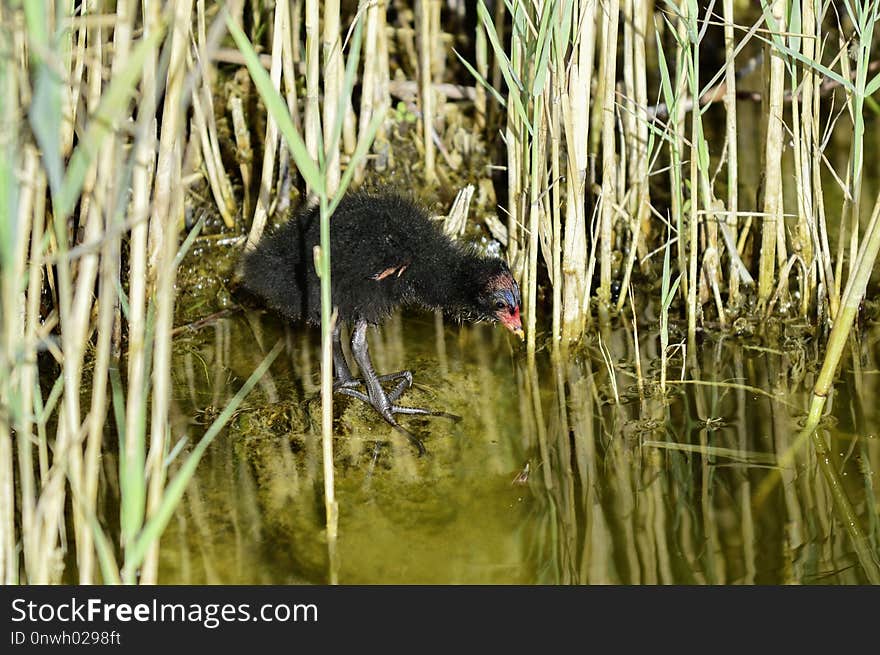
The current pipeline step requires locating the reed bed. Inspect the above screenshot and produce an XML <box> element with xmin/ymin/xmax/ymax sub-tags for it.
<box><xmin>1</xmin><ymin>0</ymin><xmax>878</xmax><ymax>584</ymax></box>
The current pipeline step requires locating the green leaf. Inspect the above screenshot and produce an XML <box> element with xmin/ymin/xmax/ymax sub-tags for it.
<box><xmin>866</xmin><ymin>70</ymin><xmax>880</xmax><ymax>97</ymax></box>
<box><xmin>531</xmin><ymin>0</ymin><xmax>556</xmax><ymax>96</ymax></box>
<box><xmin>23</xmin><ymin>0</ymin><xmax>63</xmax><ymax>198</ymax></box>
<box><xmin>122</xmin><ymin>340</ymin><xmax>285</xmax><ymax>577</ymax></box>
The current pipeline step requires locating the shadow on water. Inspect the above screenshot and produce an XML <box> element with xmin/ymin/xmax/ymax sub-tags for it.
<box><xmin>156</xmin><ymin>303</ymin><xmax>880</xmax><ymax>584</ymax></box>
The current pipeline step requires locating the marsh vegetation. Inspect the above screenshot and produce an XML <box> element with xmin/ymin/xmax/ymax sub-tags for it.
<box><xmin>1</xmin><ymin>0</ymin><xmax>879</xmax><ymax>583</ymax></box>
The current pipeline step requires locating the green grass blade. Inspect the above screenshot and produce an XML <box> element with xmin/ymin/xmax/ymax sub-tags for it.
<box><xmin>56</xmin><ymin>26</ymin><xmax>166</xmax><ymax>218</ymax></box>
<box><xmin>37</xmin><ymin>372</ymin><xmax>64</xmax><ymax>424</ymax></box>
<box><xmin>453</xmin><ymin>48</ymin><xmax>508</xmax><ymax>108</ymax></box>
<box><xmin>111</xmin><ymin>364</ymin><xmax>145</xmax><ymax>548</ymax></box>
<box><xmin>531</xmin><ymin>0</ymin><xmax>556</xmax><ymax>96</ymax></box>
<box><xmin>122</xmin><ymin>339</ymin><xmax>284</xmax><ymax>578</ymax></box>
<box><xmin>477</xmin><ymin>0</ymin><xmax>532</xmax><ymax>134</ymax></box>
<box><xmin>171</xmin><ymin>213</ymin><xmax>206</xmax><ymax>271</ymax></box>
<box><xmin>69</xmin><ymin>480</ymin><xmax>122</xmax><ymax>584</ymax></box>
<box><xmin>23</xmin><ymin>0</ymin><xmax>64</xmax><ymax>200</ymax></box>
<box><xmin>332</xmin><ymin>109</ymin><xmax>385</xmax><ymax>214</ymax></box>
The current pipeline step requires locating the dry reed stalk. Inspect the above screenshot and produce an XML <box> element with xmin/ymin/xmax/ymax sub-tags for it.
<box><xmin>809</xmin><ymin>5</ymin><xmax>837</xmax><ymax>320</ymax></box>
<box><xmin>34</xmin><ymin>1</ymin><xmax>107</xmax><ymax>583</ymax></box>
<box><xmin>598</xmin><ymin>0</ymin><xmax>619</xmax><ymax>310</ymax></box>
<box><xmin>230</xmin><ymin>95</ymin><xmax>253</xmax><ymax>218</ymax></box>
<box><xmin>355</xmin><ymin>0</ymin><xmax>383</xmax><ymax>183</ymax></box>
<box><xmin>680</xmin><ymin>2</ymin><xmax>697</xmax><ymax>341</ymax></box>
<box><xmin>474</xmin><ymin>8</ymin><xmax>488</xmax><ymax>130</ymax></box>
<box><xmin>194</xmin><ymin>0</ymin><xmax>236</xmax><ymax>226</ymax></box>
<box><xmin>621</xmin><ymin>1</ymin><xmax>637</xmax><ymax>233</ymax></box>
<box><xmin>77</xmin><ymin>0</ymin><xmax>136</xmax><ymax>582</ymax></box>
<box><xmin>789</xmin><ymin>2</ymin><xmax>814</xmax><ymax>318</ymax></box>
<box><xmin>18</xmin><ymin>158</ymin><xmax>46</xmax><ymax>581</ymax></box>
<box><xmin>191</xmin><ymin>75</ymin><xmax>235</xmax><ymax>226</ymax></box>
<box><xmin>757</xmin><ymin>0</ymin><xmax>787</xmax><ymax>308</ymax></box>
<box><xmin>246</xmin><ymin>2</ymin><xmax>285</xmax><ymax>251</ymax></box>
<box><xmin>418</xmin><ymin>0</ymin><xmax>437</xmax><ymax>182</ymax></box>
<box><xmin>276</xmin><ymin>12</ymin><xmax>297</xmax><ymax>218</ymax></box>
<box><xmin>322</xmin><ymin>0</ymin><xmax>342</xmax><ymax>195</ymax></box>
<box><xmin>505</xmin><ymin>5</ymin><xmax>524</xmax><ymax>265</ymax></box>
<box><xmin>561</xmin><ymin>0</ymin><xmax>595</xmax><ymax>343</ymax></box>
<box><xmin>317</xmin><ymin>0</ymin><xmax>347</xmax><ymax>574</ymax></box>
<box><xmin>525</xmin><ymin>92</ymin><xmax>545</xmax><ymax>360</ymax></box>
<box><xmin>0</xmin><ymin>415</ymin><xmax>13</xmax><ymax>583</ymax></box>
<box><xmin>685</xmin><ymin>1</ymin><xmax>715</xmax><ymax>341</ymax></box>
<box><xmin>549</xmin><ymin>3</ymin><xmax>565</xmax><ymax>346</ymax></box>
<box><xmin>374</xmin><ymin>5</ymin><xmax>392</xmax><ymax>167</ymax></box>
<box><xmin>119</xmin><ymin>0</ymin><xmax>160</xmax><ymax>586</ymax></box>
<box><xmin>667</xmin><ymin>5</ymin><xmax>688</xmax><ymax>308</ymax></box>
<box><xmin>343</xmin><ymin>97</ymin><xmax>358</xmax><ymax>162</ymax></box>
<box><xmin>835</xmin><ymin>38</ymin><xmax>853</xmax><ymax>302</ymax></box>
<box><xmin>142</xmin><ymin>0</ymin><xmax>195</xmax><ymax>584</ymax></box>
<box><xmin>305</xmin><ymin>0</ymin><xmax>321</xmax><ymax>183</ymax></box>
<box><xmin>633</xmin><ymin>0</ymin><xmax>650</xmax><ymax>259</ymax></box>
<box><xmin>722</xmin><ymin>0</ymin><xmax>740</xmax><ymax>306</ymax></box>
<box><xmin>615</xmin><ymin>0</ymin><xmax>649</xmax><ymax>313</ymax></box>
<box><xmin>62</xmin><ymin>6</ymin><xmax>87</xmax><ymax>157</ymax></box>
<box><xmin>3</xmin><ymin>147</ymin><xmax>39</xmax><ymax>584</ymax></box>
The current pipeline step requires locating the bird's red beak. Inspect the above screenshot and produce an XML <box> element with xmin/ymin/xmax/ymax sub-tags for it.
<box><xmin>500</xmin><ymin>306</ymin><xmax>524</xmax><ymax>340</ymax></box>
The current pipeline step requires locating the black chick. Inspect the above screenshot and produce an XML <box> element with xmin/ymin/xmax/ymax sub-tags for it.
<box><xmin>241</xmin><ymin>191</ymin><xmax>523</xmax><ymax>453</ymax></box>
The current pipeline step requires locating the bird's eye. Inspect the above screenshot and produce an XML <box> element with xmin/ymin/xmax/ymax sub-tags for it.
<box><xmin>494</xmin><ymin>300</ymin><xmax>506</xmax><ymax>310</ymax></box>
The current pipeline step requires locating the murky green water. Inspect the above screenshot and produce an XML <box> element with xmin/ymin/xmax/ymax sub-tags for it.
<box><xmin>156</xmin><ymin>304</ymin><xmax>880</xmax><ymax>584</ymax></box>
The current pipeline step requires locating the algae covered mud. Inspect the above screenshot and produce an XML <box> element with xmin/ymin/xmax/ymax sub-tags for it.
<box><xmin>159</xmin><ymin>249</ymin><xmax>880</xmax><ymax>583</ymax></box>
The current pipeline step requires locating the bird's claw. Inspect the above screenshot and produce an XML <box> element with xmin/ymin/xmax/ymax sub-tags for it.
<box><xmin>333</xmin><ymin>369</ymin><xmax>413</xmax><ymax>394</ymax></box>
<box><xmin>389</xmin><ymin>405</ymin><xmax>461</xmax><ymax>422</ymax></box>
<box><xmin>388</xmin><ymin>422</ymin><xmax>427</xmax><ymax>456</ymax></box>
<box><xmin>334</xmin><ymin>386</ymin><xmax>457</xmax><ymax>455</ymax></box>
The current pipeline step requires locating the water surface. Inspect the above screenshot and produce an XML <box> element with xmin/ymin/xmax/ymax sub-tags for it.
<box><xmin>156</xmin><ymin>307</ymin><xmax>880</xmax><ymax>584</ymax></box>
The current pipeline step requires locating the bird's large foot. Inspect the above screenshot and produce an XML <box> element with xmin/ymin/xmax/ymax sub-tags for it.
<box><xmin>335</xmin><ymin>386</ymin><xmax>460</xmax><ymax>456</ymax></box>
<box><xmin>335</xmin><ymin>387</ymin><xmax>460</xmax><ymax>421</ymax></box>
<box><xmin>333</xmin><ymin>370</ymin><xmax>413</xmax><ymax>402</ymax></box>
<box><xmin>343</xmin><ymin>319</ymin><xmax>461</xmax><ymax>455</ymax></box>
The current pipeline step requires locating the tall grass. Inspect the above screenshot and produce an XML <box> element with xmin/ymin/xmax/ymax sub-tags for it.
<box><xmin>0</xmin><ymin>0</ymin><xmax>378</xmax><ymax>584</ymax></box>
<box><xmin>470</xmin><ymin>0</ymin><xmax>878</xmax><ymax>345</ymax></box>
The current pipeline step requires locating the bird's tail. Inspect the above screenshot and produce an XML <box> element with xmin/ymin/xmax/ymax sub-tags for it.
<box><xmin>240</xmin><ymin>229</ymin><xmax>305</xmax><ymax>321</ymax></box>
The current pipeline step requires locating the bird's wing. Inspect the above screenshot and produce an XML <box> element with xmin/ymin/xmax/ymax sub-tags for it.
<box><xmin>370</xmin><ymin>262</ymin><xmax>409</xmax><ymax>281</ymax></box>
<box><xmin>368</xmin><ymin>231</ymin><xmax>414</xmax><ymax>281</ymax></box>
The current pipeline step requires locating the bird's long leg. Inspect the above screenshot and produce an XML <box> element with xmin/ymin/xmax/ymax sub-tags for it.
<box><xmin>332</xmin><ymin>323</ymin><xmax>413</xmax><ymax>398</ymax></box>
<box><xmin>349</xmin><ymin>319</ymin><xmax>465</xmax><ymax>454</ymax></box>
<box><xmin>332</xmin><ymin>323</ymin><xmax>359</xmax><ymax>389</ymax></box>
<box><xmin>349</xmin><ymin>319</ymin><xmax>425</xmax><ymax>453</ymax></box>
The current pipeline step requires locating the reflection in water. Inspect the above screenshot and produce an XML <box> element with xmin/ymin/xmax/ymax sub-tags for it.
<box><xmin>157</xmin><ymin>308</ymin><xmax>880</xmax><ymax>584</ymax></box>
